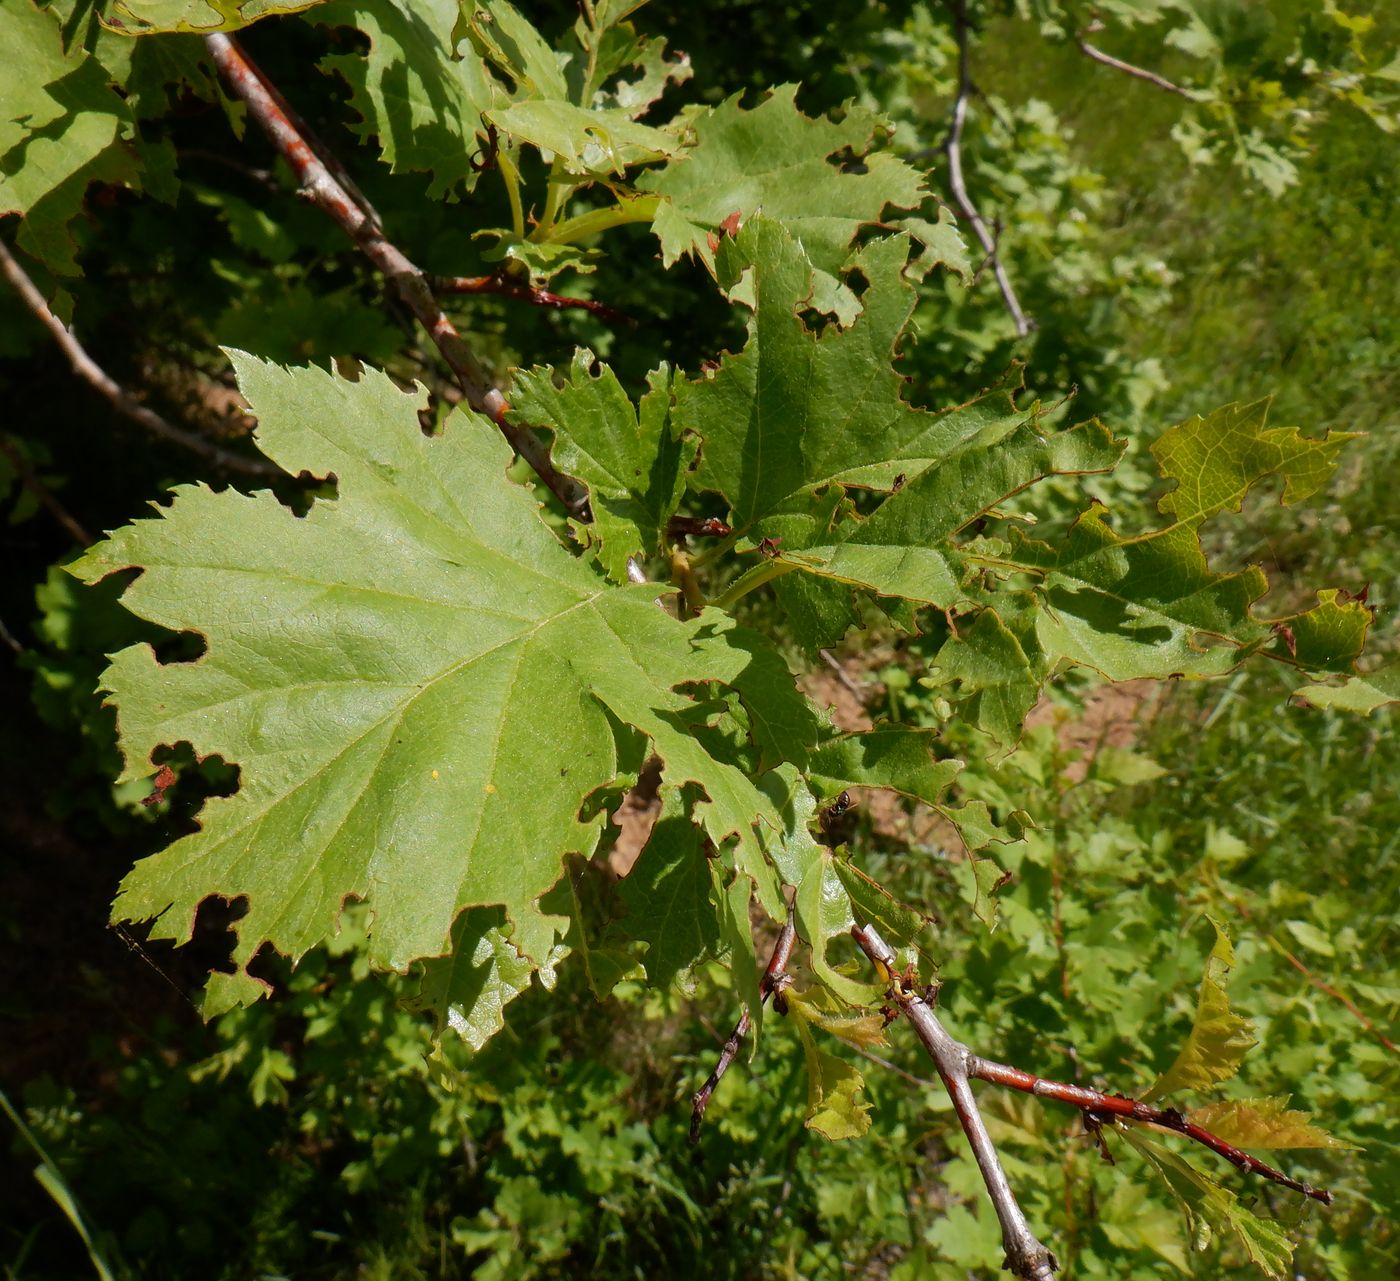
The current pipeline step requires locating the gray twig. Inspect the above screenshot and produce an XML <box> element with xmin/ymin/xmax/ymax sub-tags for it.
<box><xmin>1078</xmin><ymin>25</ymin><xmax>1198</xmax><ymax>100</ymax></box>
<box><xmin>944</xmin><ymin>0</ymin><xmax>1034</xmax><ymax>338</ymax></box>
<box><xmin>0</xmin><ymin>238</ymin><xmax>278</xmax><ymax>479</ymax></box>
<box><xmin>853</xmin><ymin>923</ymin><xmax>1058</xmax><ymax>1281</ymax></box>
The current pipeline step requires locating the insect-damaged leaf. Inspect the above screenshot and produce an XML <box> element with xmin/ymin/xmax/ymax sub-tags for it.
<box><xmin>71</xmin><ymin>352</ymin><xmax>801</xmax><ymax>1015</ymax></box>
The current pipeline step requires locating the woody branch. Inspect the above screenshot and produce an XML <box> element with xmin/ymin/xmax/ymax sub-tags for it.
<box><xmin>853</xmin><ymin>921</ymin><xmax>1334</xmax><ymax>1276</ymax></box>
<box><xmin>202</xmin><ymin>33</ymin><xmax>589</xmax><ymax>517</ymax></box>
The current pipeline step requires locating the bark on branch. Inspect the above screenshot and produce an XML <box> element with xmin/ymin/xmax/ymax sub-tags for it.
<box><xmin>853</xmin><ymin>923</ymin><xmax>1057</xmax><ymax>1280</ymax></box>
<box><xmin>203</xmin><ymin>34</ymin><xmax>589</xmax><ymax>517</ymax></box>
<box><xmin>690</xmin><ymin>912</ymin><xmax>797</xmax><ymax>1143</ymax></box>
<box><xmin>944</xmin><ymin>0</ymin><xmax>1034</xmax><ymax>338</ymax></box>
<box><xmin>853</xmin><ymin>921</ymin><xmax>1335</xmax><ymax>1279</ymax></box>
<box><xmin>1077</xmin><ymin>24</ymin><xmax>1198</xmax><ymax>100</ymax></box>
<box><xmin>0</xmin><ymin>238</ymin><xmax>278</xmax><ymax>480</ymax></box>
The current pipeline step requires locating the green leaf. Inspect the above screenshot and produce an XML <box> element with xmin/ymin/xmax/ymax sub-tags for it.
<box><xmin>925</xmin><ymin>609</ymin><xmax>1040</xmax><ymax>751</ymax></box>
<box><xmin>466</xmin><ymin>0</ymin><xmax>684</xmax><ymax>176</ymax></box>
<box><xmin>1294</xmin><ymin>662</ymin><xmax>1400</xmax><ymax>712</ymax></box>
<box><xmin>757</xmin><ymin>765</ymin><xmax>872</xmax><ymax>1005</ymax></box>
<box><xmin>792</xmin><ymin>1008</ymin><xmax>871</xmax><ymax>1140</ymax></box>
<box><xmin>1275</xmin><ymin>588</ymin><xmax>1371</xmax><ymax>672</ymax></box>
<box><xmin>677</xmin><ymin>222</ymin><xmax>1045</xmax><ymax>535</ymax></box>
<box><xmin>317</xmin><ymin>0</ymin><xmax>496</xmax><ymax>198</ymax></box>
<box><xmin>407</xmin><ymin>906</ymin><xmax>556</xmax><ymax>1049</ymax></box>
<box><xmin>100</xmin><ymin>0</ymin><xmax>326</xmax><ymax>34</ymax></box>
<box><xmin>616</xmin><ymin>790</ymin><xmax>720</xmax><ymax>987</ymax></box>
<box><xmin>1123</xmin><ymin>1129</ymin><xmax>1293</xmax><ymax>1279</ymax></box>
<box><xmin>70</xmin><ymin>352</ymin><xmax>795</xmax><ymax>1005</ymax></box>
<box><xmin>808</xmin><ymin>725</ymin><xmax>1020</xmax><ymax>926</ymax></box>
<box><xmin>1153</xmin><ymin>398</ymin><xmax>1358</xmax><ymax>524</ymax></box>
<box><xmin>1143</xmin><ymin>918</ymin><xmax>1257</xmax><ymax>1102</ymax></box>
<box><xmin>997</xmin><ymin>506</ymin><xmax>1272</xmax><ymax>682</ymax></box>
<box><xmin>0</xmin><ymin>1</ymin><xmax>146</xmax><ymax>274</ymax></box>
<box><xmin>487</xmin><ymin>100</ymin><xmax>678</xmax><ymax>174</ymax></box>
<box><xmin>638</xmin><ymin>85</ymin><xmax>926</xmax><ymax>287</ymax></box>
<box><xmin>1187</xmin><ymin>1097</ymin><xmax>1357</xmax><ymax>1151</ymax></box>
<box><xmin>510</xmin><ymin>353</ymin><xmax>693</xmax><ymax>582</ymax></box>
<box><xmin>808</xmin><ymin>725</ymin><xmax>961</xmax><ymax>807</ymax></box>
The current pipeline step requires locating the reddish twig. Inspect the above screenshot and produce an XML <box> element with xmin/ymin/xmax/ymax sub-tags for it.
<box><xmin>0</xmin><ymin>433</ymin><xmax>92</xmax><ymax>545</ymax></box>
<box><xmin>944</xmin><ymin>0</ymin><xmax>1034</xmax><ymax>338</ymax></box>
<box><xmin>1078</xmin><ymin>24</ymin><xmax>1198</xmax><ymax>100</ymax></box>
<box><xmin>1267</xmin><ymin>938</ymin><xmax>1398</xmax><ymax>1056</ymax></box>
<box><xmin>969</xmin><ymin>1058</ymin><xmax>1332</xmax><ymax>1205</ymax></box>
<box><xmin>203</xmin><ymin>34</ymin><xmax>589</xmax><ymax>518</ymax></box>
<box><xmin>0</xmin><ymin>238</ymin><xmax>278</xmax><ymax>480</ymax></box>
<box><xmin>429</xmin><ymin>272</ymin><xmax>632</xmax><ymax>327</ymax></box>
<box><xmin>668</xmin><ymin>515</ymin><xmax>732</xmax><ymax>539</ymax></box>
<box><xmin>854</xmin><ymin>923</ymin><xmax>1057</xmax><ymax>1281</ymax></box>
<box><xmin>690</xmin><ymin>912</ymin><xmax>797</xmax><ymax>1144</ymax></box>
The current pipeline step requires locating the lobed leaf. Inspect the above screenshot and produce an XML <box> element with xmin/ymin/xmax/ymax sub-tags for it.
<box><xmin>0</xmin><ymin>1</ymin><xmax>146</xmax><ymax>274</ymax></box>
<box><xmin>1294</xmin><ymin>662</ymin><xmax>1400</xmax><ymax>712</ymax></box>
<box><xmin>509</xmin><ymin>353</ymin><xmax>692</xmax><ymax>582</ymax></box>
<box><xmin>1123</xmin><ymin>1129</ymin><xmax>1293</xmax><ymax>1280</ymax></box>
<box><xmin>638</xmin><ymin>85</ymin><xmax>926</xmax><ymax>296</ymax></box>
<box><xmin>1188</xmin><ymin>1096</ymin><xmax>1357</xmax><ymax>1151</ymax></box>
<box><xmin>100</xmin><ymin>0</ymin><xmax>327</xmax><ymax>34</ymax></box>
<box><xmin>1153</xmin><ymin>398</ymin><xmax>1358</xmax><ymax>523</ymax></box>
<box><xmin>71</xmin><ymin>352</ymin><xmax>803</xmax><ymax>1015</ymax></box>
<box><xmin>317</xmin><ymin>0</ymin><xmax>496</xmax><ymax>198</ymax></box>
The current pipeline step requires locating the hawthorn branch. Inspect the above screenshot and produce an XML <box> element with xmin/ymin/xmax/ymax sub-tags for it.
<box><xmin>690</xmin><ymin>912</ymin><xmax>797</xmax><ymax>1144</ymax></box>
<box><xmin>203</xmin><ymin>34</ymin><xmax>589</xmax><ymax>518</ymax></box>
<box><xmin>854</xmin><ymin>924</ymin><xmax>1335</xmax><ymax>1281</ymax></box>
<box><xmin>969</xmin><ymin>1057</ymin><xmax>1333</xmax><ymax>1204</ymax></box>
<box><xmin>1077</xmin><ymin>24</ymin><xmax>1198</xmax><ymax>100</ymax></box>
<box><xmin>0</xmin><ymin>432</ymin><xmax>92</xmax><ymax>545</ymax></box>
<box><xmin>428</xmin><ymin>271</ymin><xmax>632</xmax><ymax>327</ymax></box>
<box><xmin>853</xmin><ymin>923</ymin><xmax>1058</xmax><ymax>1281</ymax></box>
<box><xmin>944</xmin><ymin>0</ymin><xmax>1034</xmax><ymax>338</ymax></box>
<box><xmin>0</xmin><ymin>238</ymin><xmax>279</xmax><ymax>480</ymax></box>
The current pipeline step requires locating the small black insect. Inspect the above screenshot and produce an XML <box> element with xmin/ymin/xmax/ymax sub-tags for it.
<box><xmin>818</xmin><ymin>790</ymin><xmax>856</xmax><ymax>846</ymax></box>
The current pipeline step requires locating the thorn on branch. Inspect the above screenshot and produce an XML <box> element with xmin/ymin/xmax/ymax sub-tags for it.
<box><xmin>690</xmin><ymin>912</ymin><xmax>797</xmax><ymax>1144</ymax></box>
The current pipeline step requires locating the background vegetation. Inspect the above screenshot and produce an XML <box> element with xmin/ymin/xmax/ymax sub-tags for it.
<box><xmin>2</xmin><ymin>2</ymin><xmax>1397</xmax><ymax>1278</ymax></box>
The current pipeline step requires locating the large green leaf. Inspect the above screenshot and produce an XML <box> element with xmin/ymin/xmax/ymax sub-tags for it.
<box><xmin>100</xmin><ymin>0</ymin><xmax>327</xmax><ymax>34</ymax></box>
<box><xmin>675</xmin><ymin>220</ymin><xmax>1102</xmax><ymax>543</ymax></box>
<box><xmin>71</xmin><ymin>352</ymin><xmax>803</xmax><ymax>1012</ymax></box>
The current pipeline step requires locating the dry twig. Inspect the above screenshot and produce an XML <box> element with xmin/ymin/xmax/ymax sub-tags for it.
<box><xmin>944</xmin><ymin>0</ymin><xmax>1034</xmax><ymax>338</ymax></box>
<box><xmin>0</xmin><ymin>238</ymin><xmax>278</xmax><ymax>480</ymax></box>
<box><xmin>1078</xmin><ymin>23</ymin><xmax>1198</xmax><ymax>100</ymax></box>
<box><xmin>690</xmin><ymin>913</ymin><xmax>797</xmax><ymax>1143</ymax></box>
